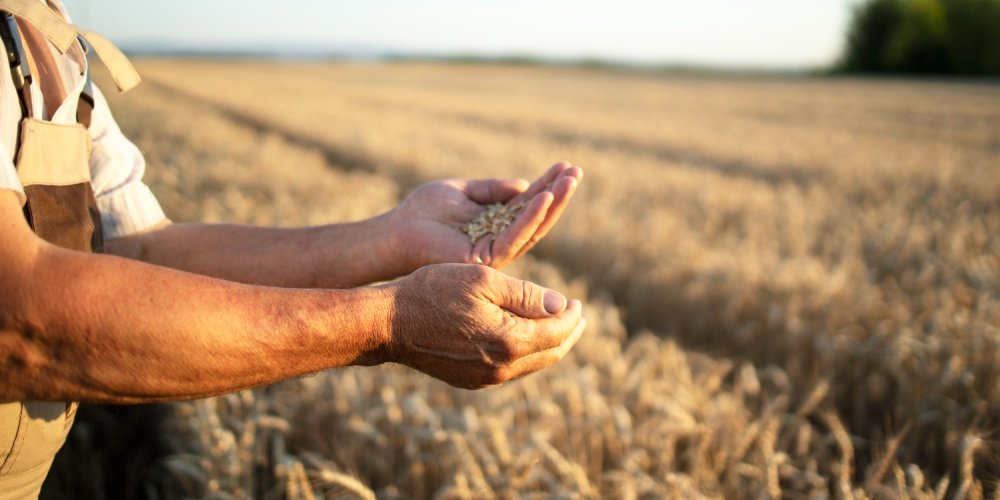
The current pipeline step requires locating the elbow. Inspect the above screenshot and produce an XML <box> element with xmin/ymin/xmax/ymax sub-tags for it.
<box><xmin>0</xmin><ymin>323</ymin><xmax>52</xmax><ymax>402</ymax></box>
<box><xmin>0</xmin><ymin>291</ymin><xmax>61</xmax><ymax>402</ymax></box>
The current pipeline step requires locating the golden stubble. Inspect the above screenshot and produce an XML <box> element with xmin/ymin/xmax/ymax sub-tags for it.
<box><xmin>78</xmin><ymin>60</ymin><xmax>1000</xmax><ymax>499</ymax></box>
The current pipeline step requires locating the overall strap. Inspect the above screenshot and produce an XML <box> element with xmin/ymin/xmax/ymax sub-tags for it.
<box><xmin>18</xmin><ymin>13</ymin><xmax>65</xmax><ymax>119</ymax></box>
<box><xmin>0</xmin><ymin>13</ymin><xmax>32</xmax><ymax>118</ymax></box>
<box><xmin>1</xmin><ymin>26</ymin><xmax>96</xmax><ymax>128</ymax></box>
<box><xmin>0</xmin><ymin>0</ymin><xmax>140</xmax><ymax>92</ymax></box>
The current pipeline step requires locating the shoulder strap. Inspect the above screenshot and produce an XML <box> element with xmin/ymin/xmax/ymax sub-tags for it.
<box><xmin>0</xmin><ymin>0</ymin><xmax>140</xmax><ymax>92</ymax></box>
<box><xmin>0</xmin><ymin>0</ymin><xmax>73</xmax><ymax>52</ymax></box>
<box><xmin>1</xmin><ymin>11</ymin><xmax>92</xmax><ymax>129</ymax></box>
<box><xmin>0</xmin><ymin>12</ymin><xmax>33</xmax><ymax>118</ymax></box>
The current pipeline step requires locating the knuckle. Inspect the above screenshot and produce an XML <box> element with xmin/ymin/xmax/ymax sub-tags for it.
<box><xmin>519</xmin><ymin>280</ymin><xmax>538</xmax><ymax>312</ymax></box>
<box><xmin>464</xmin><ymin>264</ymin><xmax>492</xmax><ymax>285</ymax></box>
<box><xmin>414</xmin><ymin>264</ymin><xmax>441</xmax><ymax>284</ymax></box>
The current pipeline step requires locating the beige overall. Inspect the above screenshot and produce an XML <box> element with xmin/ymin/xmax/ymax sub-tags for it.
<box><xmin>0</xmin><ymin>1</ymin><xmax>139</xmax><ymax>497</ymax></box>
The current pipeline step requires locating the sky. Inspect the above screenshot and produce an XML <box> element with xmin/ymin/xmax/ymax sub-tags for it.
<box><xmin>63</xmin><ymin>1</ymin><xmax>856</xmax><ymax>70</ymax></box>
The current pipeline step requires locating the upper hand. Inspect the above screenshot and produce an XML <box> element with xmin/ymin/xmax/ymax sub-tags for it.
<box><xmin>378</xmin><ymin>264</ymin><xmax>586</xmax><ymax>389</ymax></box>
<box><xmin>390</xmin><ymin>161</ymin><xmax>583</xmax><ymax>270</ymax></box>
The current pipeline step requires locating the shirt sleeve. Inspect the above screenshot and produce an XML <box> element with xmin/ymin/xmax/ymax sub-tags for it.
<box><xmin>0</xmin><ymin>140</ymin><xmax>25</xmax><ymax>205</ymax></box>
<box><xmin>0</xmin><ymin>43</ymin><xmax>25</xmax><ymax>206</ymax></box>
<box><xmin>87</xmin><ymin>84</ymin><xmax>167</xmax><ymax>239</ymax></box>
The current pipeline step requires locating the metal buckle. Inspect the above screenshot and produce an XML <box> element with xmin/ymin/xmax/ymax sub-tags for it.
<box><xmin>0</xmin><ymin>13</ymin><xmax>31</xmax><ymax>90</ymax></box>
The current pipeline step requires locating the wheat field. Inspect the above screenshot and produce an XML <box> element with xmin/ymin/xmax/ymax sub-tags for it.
<box><xmin>51</xmin><ymin>61</ymin><xmax>1000</xmax><ymax>499</ymax></box>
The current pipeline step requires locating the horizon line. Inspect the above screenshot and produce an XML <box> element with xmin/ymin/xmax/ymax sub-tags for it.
<box><xmin>118</xmin><ymin>41</ymin><xmax>832</xmax><ymax>74</ymax></box>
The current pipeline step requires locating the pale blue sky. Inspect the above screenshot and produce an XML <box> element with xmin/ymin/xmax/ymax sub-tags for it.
<box><xmin>63</xmin><ymin>1</ymin><xmax>856</xmax><ymax>69</ymax></box>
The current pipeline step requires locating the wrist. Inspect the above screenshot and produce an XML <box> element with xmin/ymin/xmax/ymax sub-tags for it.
<box><xmin>366</xmin><ymin>209</ymin><xmax>406</xmax><ymax>275</ymax></box>
<box><xmin>380</xmin><ymin>207</ymin><xmax>423</xmax><ymax>275</ymax></box>
<box><xmin>307</xmin><ymin>211</ymin><xmax>410</xmax><ymax>287</ymax></box>
<box><xmin>343</xmin><ymin>283</ymin><xmax>398</xmax><ymax>366</ymax></box>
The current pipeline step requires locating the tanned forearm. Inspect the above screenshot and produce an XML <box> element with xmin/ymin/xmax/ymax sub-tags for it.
<box><xmin>104</xmin><ymin>212</ymin><xmax>409</xmax><ymax>289</ymax></box>
<box><xmin>0</xmin><ymin>197</ymin><xmax>391</xmax><ymax>403</ymax></box>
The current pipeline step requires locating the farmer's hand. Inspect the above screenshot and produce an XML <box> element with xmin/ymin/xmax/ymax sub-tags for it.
<box><xmin>390</xmin><ymin>162</ymin><xmax>582</xmax><ymax>270</ymax></box>
<box><xmin>378</xmin><ymin>264</ymin><xmax>586</xmax><ymax>389</ymax></box>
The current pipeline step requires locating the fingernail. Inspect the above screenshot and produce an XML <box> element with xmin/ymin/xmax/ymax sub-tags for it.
<box><xmin>543</xmin><ymin>291</ymin><xmax>566</xmax><ymax>314</ymax></box>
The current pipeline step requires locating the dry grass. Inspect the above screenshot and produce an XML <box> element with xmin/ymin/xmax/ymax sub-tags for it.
<box><xmin>65</xmin><ymin>61</ymin><xmax>1000</xmax><ymax>498</ymax></box>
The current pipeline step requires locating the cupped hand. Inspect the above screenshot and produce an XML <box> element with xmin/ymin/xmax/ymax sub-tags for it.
<box><xmin>381</xmin><ymin>264</ymin><xmax>586</xmax><ymax>389</ymax></box>
<box><xmin>391</xmin><ymin>161</ymin><xmax>583</xmax><ymax>271</ymax></box>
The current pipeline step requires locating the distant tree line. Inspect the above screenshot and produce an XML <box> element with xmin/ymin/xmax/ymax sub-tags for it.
<box><xmin>840</xmin><ymin>0</ymin><xmax>1000</xmax><ymax>75</ymax></box>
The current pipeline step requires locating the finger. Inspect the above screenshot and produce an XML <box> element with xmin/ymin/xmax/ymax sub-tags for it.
<box><xmin>455</xmin><ymin>299</ymin><xmax>583</xmax><ymax>389</ymax></box>
<box><xmin>470</xmin><ymin>236</ymin><xmax>493</xmax><ymax>266</ymax></box>
<box><xmin>463</xmin><ymin>178</ymin><xmax>530</xmax><ymax>205</ymax></box>
<box><xmin>459</xmin><ymin>313</ymin><xmax>585</xmax><ymax>389</ymax></box>
<box><xmin>501</xmin><ymin>316</ymin><xmax>587</xmax><ymax>383</ymax></box>
<box><xmin>507</xmin><ymin>161</ymin><xmax>573</xmax><ymax>206</ymax></box>
<box><xmin>514</xmin><ymin>172</ymin><xmax>580</xmax><ymax>259</ymax></box>
<box><xmin>513</xmin><ymin>299</ymin><xmax>583</xmax><ymax>353</ymax></box>
<box><xmin>490</xmin><ymin>192</ymin><xmax>552</xmax><ymax>267</ymax></box>
<box><xmin>485</xmin><ymin>271</ymin><xmax>568</xmax><ymax>319</ymax></box>
<box><xmin>550</xmin><ymin>164</ymin><xmax>583</xmax><ymax>186</ymax></box>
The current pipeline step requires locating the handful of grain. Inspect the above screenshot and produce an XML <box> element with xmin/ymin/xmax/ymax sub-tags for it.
<box><xmin>462</xmin><ymin>201</ymin><xmax>527</xmax><ymax>244</ymax></box>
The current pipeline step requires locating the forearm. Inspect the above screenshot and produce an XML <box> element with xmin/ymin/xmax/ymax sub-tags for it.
<box><xmin>105</xmin><ymin>212</ymin><xmax>409</xmax><ymax>288</ymax></box>
<box><xmin>0</xmin><ymin>240</ymin><xmax>391</xmax><ymax>404</ymax></box>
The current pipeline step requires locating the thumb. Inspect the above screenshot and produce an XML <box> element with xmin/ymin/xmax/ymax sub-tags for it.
<box><xmin>489</xmin><ymin>273</ymin><xmax>567</xmax><ymax>319</ymax></box>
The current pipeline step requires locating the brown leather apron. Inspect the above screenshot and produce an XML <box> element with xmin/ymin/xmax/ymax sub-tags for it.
<box><xmin>0</xmin><ymin>1</ymin><xmax>140</xmax><ymax>497</ymax></box>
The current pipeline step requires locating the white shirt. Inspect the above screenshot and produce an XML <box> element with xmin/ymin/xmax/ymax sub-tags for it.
<box><xmin>0</xmin><ymin>0</ymin><xmax>165</xmax><ymax>239</ymax></box>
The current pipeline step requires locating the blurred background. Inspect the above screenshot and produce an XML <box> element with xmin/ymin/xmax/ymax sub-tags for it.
<box><xmin>66</xmin><ymin>0</ymin><xmax>1000</xmax><ymax>75</ymax></box>
<box><xmin>41</xmin><ymin>1</ymin><xmax>1000</xmax><ymax>499</ymax></box>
